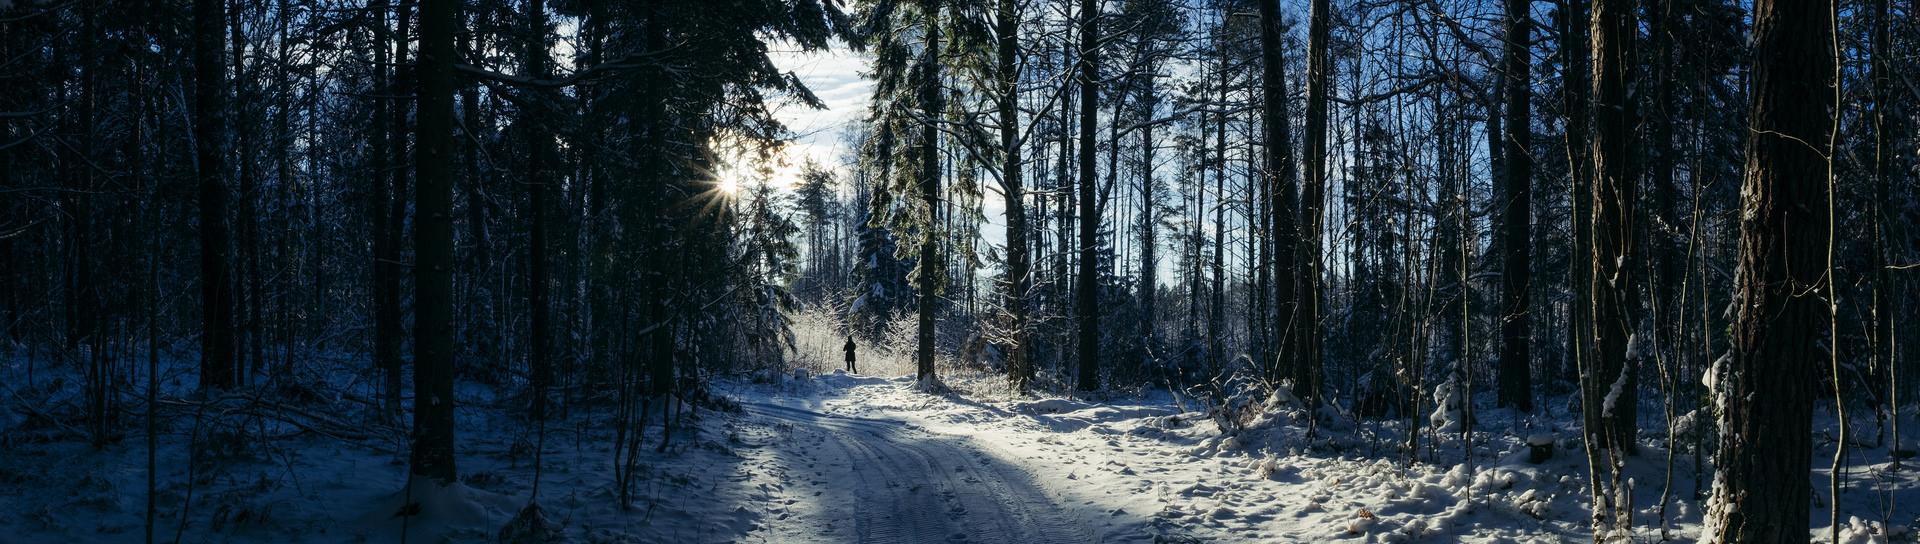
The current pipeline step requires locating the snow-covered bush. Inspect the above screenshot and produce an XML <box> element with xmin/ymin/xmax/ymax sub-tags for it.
<box><xmin>1429</xmin><ymin>374</ymin><xmax>1463</xmax><ymax>434</ymax></box>
<box><xmin>1199</xmin><ymin>369</ymin><xmax>1272</xmax><ymax>436</ymax></box>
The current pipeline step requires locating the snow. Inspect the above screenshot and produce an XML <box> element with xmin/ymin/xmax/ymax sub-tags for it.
<box><xmin>6</xmin><ymin>349</ymin><xmax>1920</xmax><ymax>542</ymax></box>
<box><xmin>1430</xmin><ymin>374</ymin><xmax>1463</xmax><ymax>433</ymax></box>
<box><xmin>1602</xmin><ymin>367</ymin><xmax>1631</xmax><ymax>417</ymax></box>
<box><xmin>0</xmin><ymin>350</ymin><xmax>799</xmax><ymax>543</ymax></box>
<box><xmin>359</xmin><ymin>478</ymin><xmax>500</xmax><ymax>542</ymax></box>
<box><xmin>722</xmin><ymin>372</ymin><xmax>1598</xmax><ymax>541</ymax></box>
<box><xmin>718</xmin><ymin>368</ymin><xmax>1920</xmax><ymax>542</ymax></box>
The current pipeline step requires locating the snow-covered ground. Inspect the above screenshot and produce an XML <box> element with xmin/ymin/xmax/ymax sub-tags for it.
<box><xmin>729</xmin><ymin>370</ymin><xmax>1920</xmax><ymax>543</ymax></box>
<box><xmin>5</xmin><ymin>347</ymin><xmax>1919</xmax><ymax>543</ymax></box>
<box><xmin>0</xmin><ymin>350</ymin><xmax>787</xmax><ymax>543</ymax></box>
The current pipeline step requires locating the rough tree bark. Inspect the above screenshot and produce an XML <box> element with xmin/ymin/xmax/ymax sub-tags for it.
<box><xmin>1701</xmin><ymin>0</ymin><xmax>1832</xmax><ymax>539</ymax></box>
<box><xmin>1584</xmin><ymin>0</ymin><xmax>1639</xmax><ymax>535</ymax></box>
<box><xmin>1587</xmin><ymin>0</ymin><xmax>1639</xmax><ymax>453</ymax></box>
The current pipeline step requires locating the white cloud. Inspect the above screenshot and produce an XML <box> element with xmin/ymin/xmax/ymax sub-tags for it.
<box><xmin>756</xmin><ymin>44</ymin><xmax>874</xmax><ymax>190</ymax></box>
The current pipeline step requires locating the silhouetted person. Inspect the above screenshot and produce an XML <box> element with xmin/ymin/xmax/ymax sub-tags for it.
<box><xmin>843</xmin><ymin>336</ymin><xmax>857</xmax><ymax>373</ymax></box>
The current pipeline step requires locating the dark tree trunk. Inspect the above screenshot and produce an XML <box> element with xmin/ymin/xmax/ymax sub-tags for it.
<box><xmin>193</xmin><ymin>0</ymin><xmax>236</xmax><ymax>391</ymax></box>
<box><xmin>915</xmin><ymin>0</ymin><xmax>944</xmax><ymax>385</ymax></box>
<box><xmin>1869</xmin><ymin>0</ymin><xmax>1897</xmax><ymax>463</ymax></box>
<box><xmin>524</xmin><ymin>0</ymin><xmax>555</xmax><ymax>420</ymax></box>
<box><xmin>1251</xmin><ymin>0</ymin><xmax>1297</xmax><ymax>388</ymax></box>
<box><xmin>1074</xmin><ymin>0</ymin><xmax>1099</xmax><ymax>392</ymax></box>
<box><xmin>388</xmin><ymin>0</ymin><xmax>418</xmax><ymax>403</ymax></box>
<box><xmin>1587</xmin><ymin>0</ymin><xmax>1638</xmax><ymax>455</ymax></box>
<box><xmin>1585</xmin><ymin>0</ymin><xmax>1641</xmax><ymax>535</ymax></box>
<box><xmin>371</xmin><ymin>0</ymin><xmax>404</xmax><ymax>417</ymax></box>
<box><xmin>1300</xmin><ymin>0</ymin><xmax>1331</xmax><ymax>407</ymax></box>
<box><xmin>1647</xmin><ymin>0</ymin><xmax>1680</xmax><ymax>410</ymax></box>
<box><xmin>1497</xmin><ymin>0</ymin><xmax>1533</xmax><ymax>412</ymax></box>
<box><xmin>1703</xmin><ymin>0</ymin><xmax>1832</xmax><ymax>539</ymax></box>
<box><xmin>1138</xmin><ymin>83</ymin><xmax>1158</xmax><ymax>362</ymax></box>
<box><xmin>274</xmin><ymin>0</ymin><xmax>296</xmax><ymax>374</ymax></box>
<box><xmin>997</xmin><ymin>0</ymin><xmax>1033</xmax><ymax>392</ymax></box>
<box><xmin>1208</xmin><ymin>52</ymin><xmax>1225</xmax><ymax>382</ymax></box>
<box><xmin>1185</xmin><ymin>99</ymin><xmax>1202</xmax><ymax>343</ymax></box>
<box><xmin>231</xmin><ymin>5</ymin><xmax>265</xmax><ymax>385</ymax></box>
<box><xmin>410</xmin><ymin>0</ymin><xmax>458</xmax><ymax>486</ymax></box>
<box><xmin>1434</xmin><ymin>98</ymin><xmax>1466</xmax><ymax>390</ymax></box>
<box><xmin>1559</xmin><ymin>0</ymin><xmax>1590</xmax><ymax>393</ymax></box>
<box><xmin>76</xmin><ymin>2</ymin><xmax>100</xmax><ymax>440</ymax></box>
<box><xmin>457</xmin><ymin>22</ymin><xmax>489</xmax><ymax>368</ymax></box>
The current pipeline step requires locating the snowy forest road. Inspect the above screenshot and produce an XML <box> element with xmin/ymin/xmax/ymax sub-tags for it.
<box><xmin>738</xmin><ymin>402</ymin><xmax>1093</xmax><ymax>543</ymax></box>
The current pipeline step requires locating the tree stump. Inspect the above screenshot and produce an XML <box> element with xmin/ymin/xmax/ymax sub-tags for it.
<box><xmin>1527</xmin><ymin>434</ymin><xmax>1555</xmax><ymax>464</ymax></box>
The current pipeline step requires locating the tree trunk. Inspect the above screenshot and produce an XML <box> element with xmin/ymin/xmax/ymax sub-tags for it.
<box><xmin>524</xmin><ymin>0</ymin><xmax>555</xmax><ymax>420</ymax></box>
<box><xmin>388</xmin><ymin>0</ymin><xmax>418</xmax><ymax>407</ymax></box>
<box><xmin>1869</xmin><ymin>0</ymin><xmax>1898</xmax><ymax>467</ymax></box>
<box><xmin>1300</xmin><ymin>0</ymin><xmax>1331</xmax><ymax>407</ymax></box>
<box><xmin>231</xmin><ymin>4</ymin><xmax>265</xmax><ymax>385</ymax></box>
<box><xmin>371</xmin><ymin>0</ymin><xmax>404</xmax><ymax>418</ymax></box>
<box><xmin>1209</xmin><ymin>49</ymin><xmax>1226</xmax><ymax>383</ymax></box>
<box><xmin>1497</xmin><ymin>0</ymin><xmax>1533</xmax><ymax>412</ymax></box>
<box><xmin>274</xmin><ymin>0</ymin><xmax>296</xmax><ymax>374</ymax></box>
<box><xmin>1702</xmin><ymin>0</ymin><xmax>1832</xmax><ymax>539</ymax></box>
<box><xmin>1647</xmin><ymin>0</ymin><xmax>1682</xmax><ymax>442</ymax></box>
<box><xmin>1259</xmin><ymin>0</ymin><xmax>1305</xmax><ymax>388</ymax></box>
<box><xmin>1138</xmin><ymin>83</ymin><xmax>1159</xmax><ymax>364</ymax></box>
<box><xmin>193</xmin><ymin>0</ymin><xmax>236</xmax><ymax>391</ymax></box>
<box><xmin>997</xmin><ymin>0</ymin><xmax>1032</xmax><ymax>392</ymax></box>
<box><xmin>1587</xmin><ymin>0</ymin><xmax>1638</xmax><ymax>455</ymax></box>
<box><xmin>1586</xmin><ymin>0</ymin><xmax>1641</xmax><ymax>535</ymax></box>
<box><xmin>457</xmin><ymin>23</ymin><xmax>490</xmax><ymax>369</ymax></box>
<box><xmin>915</xmin><ymin>0</ymin><xmax>944</xmax><ymax>386</ymax></box>
<box><xmin>1558</xmin><ymin>0</ymin><xmax>1591</xmax><ymax>399</ymax></box>
<box><xmin>410</xmin><ymin>0</ymin><xmax>458</xmax><ymax>486</ymax></box>
<box><xmin>1074</xmin><ymin>0</ymin><xmax>1100</xmax><ymax>392</ymax></box>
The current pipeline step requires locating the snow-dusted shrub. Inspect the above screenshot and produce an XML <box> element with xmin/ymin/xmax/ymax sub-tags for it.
<box><xmin>1200</xmin><ymin>370</ymin><xmax>1272</xmax><ymax>435</ymax></box>
<box><xmin>1428</xmin><ymin>373</ymin><xmax>1463</xmax><ymax>434</ymax></box>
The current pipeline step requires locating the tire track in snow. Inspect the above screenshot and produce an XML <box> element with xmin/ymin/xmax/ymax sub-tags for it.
<box><xmin>743</xmin><ymin>402</ymin><xmax>1090</xmax><ymax>543</ymax></box>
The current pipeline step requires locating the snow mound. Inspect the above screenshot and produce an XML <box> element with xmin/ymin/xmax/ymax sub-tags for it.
<box><xmin>1017</xmin><ymin>398</ymin><xmax>1092</xmax><ymax>414</ymax></box>
<box><xmin>360</xmin><ymin>477</ymin><xmax>501</xmax><ymax>543</ymax></box>
<box><xmin>1838</xmin><ymin>515</ymin><xmax>1896</xmax><ymax>544</ymax></box>
<box><xmin>497</xmin><ymin>502</ymin><xmax>560</xmax><ymax>544</ymax></box>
